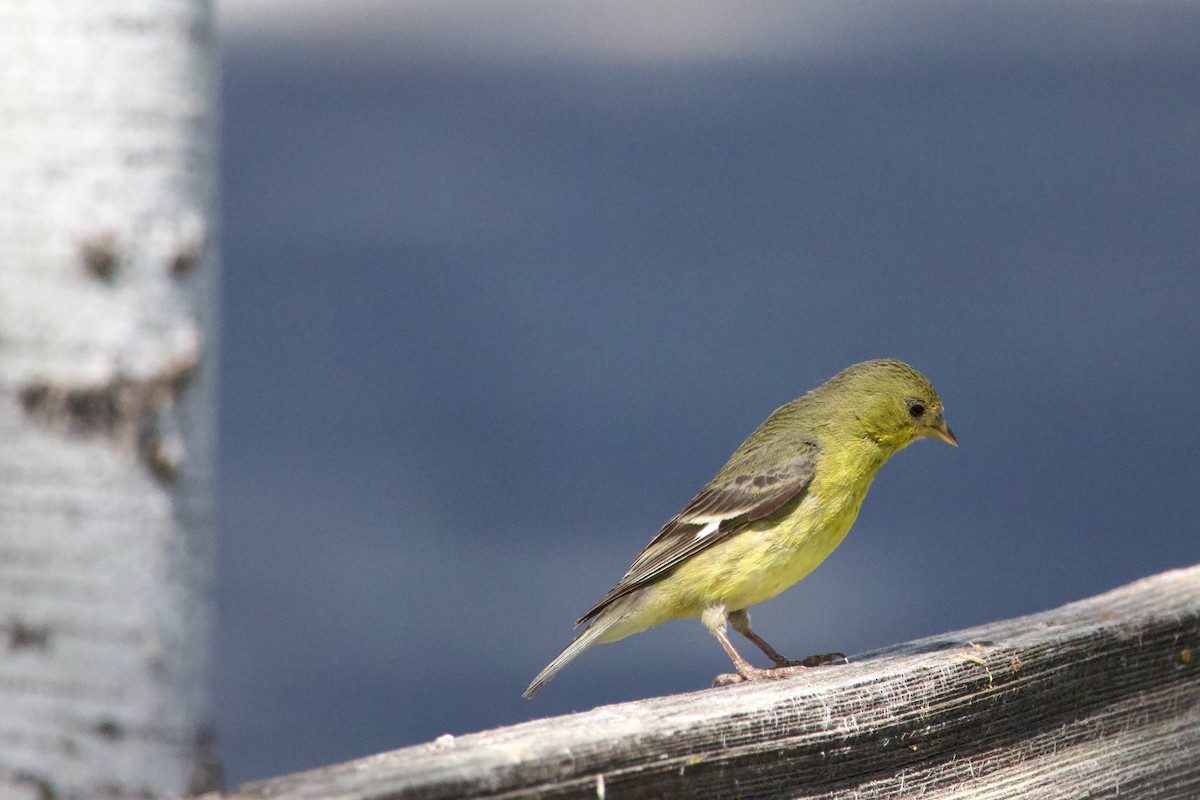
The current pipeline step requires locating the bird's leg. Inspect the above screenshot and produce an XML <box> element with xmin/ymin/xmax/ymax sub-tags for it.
<box><xmin>703</xmin><ymin>606</ymin><xmax>814</xmax><ymax>687</ymax></box>
<box><xmin>727</xmin><ymin>608</ymin><xmax>793</xmax><ymax>667</ymax></box>
<box><xmin>701</xmin><ymin>606</ymin><xmax>760</xmax><ymax>678</ymax></box>
<box><xmin>728</xmin><ymin>608</ymin><xmax>846</xmax><ymax>669</ymax></box>
<box><xmin>705</xmin><ymin>608</ymin><xmax>847</xmax><ymax>686</ymax></box>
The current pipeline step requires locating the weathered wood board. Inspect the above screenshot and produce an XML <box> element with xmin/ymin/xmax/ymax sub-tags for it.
<box><xmin>205</xmin><ymin>564</ymin><xmax>1200</xmax><ymax>800</ymax></box>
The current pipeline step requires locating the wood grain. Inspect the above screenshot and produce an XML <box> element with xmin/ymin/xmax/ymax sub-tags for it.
<box><xmin>207</xmin><ymin>564</ymin><xmax>1200</xmax><ymax>800</ymax></box>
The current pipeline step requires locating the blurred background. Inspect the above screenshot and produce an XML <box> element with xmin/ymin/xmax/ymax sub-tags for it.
<box><xmin>215</xmin><ymin>0</ymin><xmax>1200</xmax><ymax>786</ymax></box>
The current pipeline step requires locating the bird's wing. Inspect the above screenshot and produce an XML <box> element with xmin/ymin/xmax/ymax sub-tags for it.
<box><xmin>577</xmin><ymin>441</ymin><xmax>818</xmax><ymax>625</ymax></box>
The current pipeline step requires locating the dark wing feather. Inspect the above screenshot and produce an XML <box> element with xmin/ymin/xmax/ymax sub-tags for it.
<box><xmin>577</xmin><ymin>441</ymin><xmax>818</xmax><ymax>625</ymax></box>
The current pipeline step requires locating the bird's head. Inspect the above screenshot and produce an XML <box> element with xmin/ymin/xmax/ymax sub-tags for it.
<box><xmin>818</xmin><ymin>359</ymin><xmax>957</xmax><ymax>453</ymax></box>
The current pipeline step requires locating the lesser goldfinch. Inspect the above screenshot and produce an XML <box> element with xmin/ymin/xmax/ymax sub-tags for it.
<box><xmin>524</xmin><ymin>359</ymin><xmax>956</xmax><ymax>697</ymax></box>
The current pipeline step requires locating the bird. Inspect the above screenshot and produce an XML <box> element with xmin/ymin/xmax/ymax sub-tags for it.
<box><xmin>523</xmin><ymin>359</ymin><xmax>956</xmax><ymax>698</ymax></box>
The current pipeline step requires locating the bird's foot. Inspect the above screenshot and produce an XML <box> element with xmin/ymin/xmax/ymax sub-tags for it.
<box><xmin>712</xmin><ymin>652</ymin><xmax>847</xmax><ymax>687</ymax></box>
<box><xmin>775</xmin><ymin>651</ymin><xmax>847</xmax><ymax>668</ymax></box>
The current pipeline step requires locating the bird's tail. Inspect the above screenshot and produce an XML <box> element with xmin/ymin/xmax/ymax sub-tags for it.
<box><xmin>523</xmin><ymin>611</ymin><xmax>623</xmax><ymax>698</ymax></box>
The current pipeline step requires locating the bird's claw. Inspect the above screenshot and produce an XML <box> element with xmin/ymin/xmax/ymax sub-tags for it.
<box><xmin>712</xmin><ymin>652</ymin><xmax>848</xmax><ymax>687</ymax></box>
<box><xmin>790</xmin><ymin>651</ymin><xmax>847</xmax><ymax>668</ymax></box>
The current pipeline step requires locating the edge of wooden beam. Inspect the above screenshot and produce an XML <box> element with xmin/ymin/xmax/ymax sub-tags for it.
<box><xmin>208</xmin><ymin>564</ymin><xmax>1200</xmax><ymax>800</ymax></box>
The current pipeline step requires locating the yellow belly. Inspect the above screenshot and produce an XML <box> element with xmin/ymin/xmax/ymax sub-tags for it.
<box><xmin>670</xmin><ymin>496</ymin><xmax>860</xmax><ymax>611</ymax></box>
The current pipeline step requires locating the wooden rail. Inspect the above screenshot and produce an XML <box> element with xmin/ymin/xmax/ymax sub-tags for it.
<box><xmin>205</xmin><ymin>564</ymin><xmax>1200</xmax><ymax>799</ymax></box>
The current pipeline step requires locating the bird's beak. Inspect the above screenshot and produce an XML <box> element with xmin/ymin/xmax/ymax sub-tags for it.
<box><xmin>923</xmin><ymin>414</ymin><xmax>958</xmax><ymax>447</ymax></box>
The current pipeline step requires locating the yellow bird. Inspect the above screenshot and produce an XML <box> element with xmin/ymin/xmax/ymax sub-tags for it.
<box><xmin>524</xmin><ymin>359</ymin><xmax>956</xmax><ymax>697</ymax></box>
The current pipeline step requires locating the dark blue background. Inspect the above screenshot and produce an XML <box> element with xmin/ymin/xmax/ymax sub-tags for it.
<box><xmin>216</xmin><ymin>7</ymin><xmax>1200</xmax><ymax>785</ymax></box>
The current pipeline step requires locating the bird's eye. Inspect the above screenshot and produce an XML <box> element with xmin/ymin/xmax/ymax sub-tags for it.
<box><xmin>906</xmin><ymin>400</ymin><xmax>925</xmax><ymax>419</ymax></box>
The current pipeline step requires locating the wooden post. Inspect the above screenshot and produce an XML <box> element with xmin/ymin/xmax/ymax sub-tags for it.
<box><xmin>208</xmin><ymin>565</ymin><xmax>1200</xmax><ymax>799</ymax></box>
